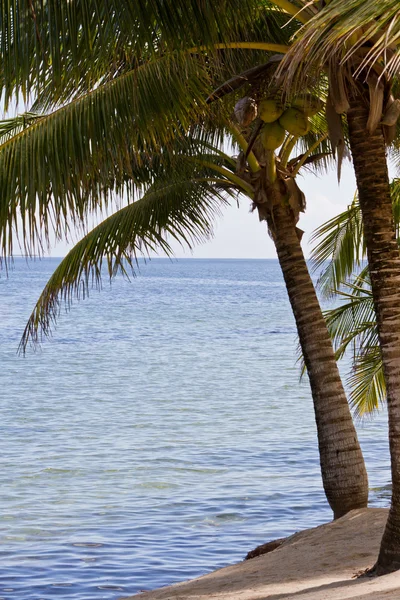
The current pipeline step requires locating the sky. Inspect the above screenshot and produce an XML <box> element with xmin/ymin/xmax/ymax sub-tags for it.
<box><xmin>2</xmin><ymin>96</ymin><xmax>382</xmax><ymax>262</ymax></box>
<box><xmin>49</xmin><ymin>161</ymin><xmax>358</xmax><ymax>260</ymax></box>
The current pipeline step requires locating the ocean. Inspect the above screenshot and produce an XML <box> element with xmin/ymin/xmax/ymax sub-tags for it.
<box><xmin>0</xmin><ymin>258</ymin><xmax>390</xmax><ymax>600</ymax></box>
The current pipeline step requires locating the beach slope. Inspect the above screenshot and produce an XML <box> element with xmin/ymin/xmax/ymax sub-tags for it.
<box><xmin>123</xmin><ymin>508</ymin><xmax>400</xmax><ymax>600</ymax></box>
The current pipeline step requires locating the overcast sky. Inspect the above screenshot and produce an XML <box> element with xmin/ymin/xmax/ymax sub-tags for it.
<box><xmin>49</xmin><ymin>161</ymin><xmax>358</xmax><ymax>260</ymax></box>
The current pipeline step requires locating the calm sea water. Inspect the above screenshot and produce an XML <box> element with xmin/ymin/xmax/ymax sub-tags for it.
<box><xmin>0</xmin><ymin>258</ymin><xmax>391</xmax><ymax>600</ymax></box>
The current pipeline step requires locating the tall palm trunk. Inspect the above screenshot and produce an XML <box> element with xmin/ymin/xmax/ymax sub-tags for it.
<box><xmin>348</xmin><ymin>96</ymin><xmax>400</xmax><ymax>573</ymax></box>
<box><xmin>257</xmin><ymin>196</ymin><xmax>368</xmax><ymax>519</ymax></box>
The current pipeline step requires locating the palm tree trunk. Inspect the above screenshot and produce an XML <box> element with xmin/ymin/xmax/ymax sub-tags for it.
<box><xmin>258</xmin><ymin>199</ymin><xmax>368</xmax><ymax>519</ymax></box>
<box><xmin>347</xmin><ymin>97</ymin><xmax>400</xmax><ymax>573</ymax></box>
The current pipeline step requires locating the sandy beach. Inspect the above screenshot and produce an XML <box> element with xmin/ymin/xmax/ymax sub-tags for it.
<box><xmin>123</xmin><ymin>508</ymin><xmax>400</xmax><ymax>600</ymax></box>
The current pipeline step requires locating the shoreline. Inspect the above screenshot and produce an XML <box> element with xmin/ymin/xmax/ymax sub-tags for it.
<box><xmin>122</xmin><ymin>508</ymin><xmax>400</xmax><ymax>600</ymax></box>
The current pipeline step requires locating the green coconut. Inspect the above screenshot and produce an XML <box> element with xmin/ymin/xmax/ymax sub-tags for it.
<box><xmin>279</xmin><ymin>108</ymin><xmax>310</xmax><ymax>136</ymax></box>
<box><xmin>260</xmin><ymin>121</ymin><xmax>286</xmax><ymax>150</ymax></box>
<box><xmin>258</xmin><ymin>99</ymin><xmax>284</xmax><ymax>123</ymax></box>
<box><xmin>291</xmin><ymin>95</ymin><xmax>323</xmax><ymax>117</ymax></box>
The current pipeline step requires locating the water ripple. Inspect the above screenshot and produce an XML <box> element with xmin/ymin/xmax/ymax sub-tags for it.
<box><xmin>0</xmin><ymin>258</ymin><xmax>390</xmax><ymax>600</ymax></box>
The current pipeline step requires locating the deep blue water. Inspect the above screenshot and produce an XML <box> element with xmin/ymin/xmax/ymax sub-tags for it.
<box><xmin>0</xmin><ymin>258</ymin><xmax>390</xmax><ymax>600</ymax></box>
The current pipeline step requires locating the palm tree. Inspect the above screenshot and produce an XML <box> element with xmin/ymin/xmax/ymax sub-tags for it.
<box><xmin>281</xmin><ymin>2</ymin><xmax>400</xmax><ymax>571</ymax></box>
<box><xmin>0</xmin><ymin>0</ymin><xmax>368</xmax><ymax>518</ymax></box>
<box><xmin>239</xmin><ymin>124</ymin><xmax>369</xmax><ymax>518</ymax></box>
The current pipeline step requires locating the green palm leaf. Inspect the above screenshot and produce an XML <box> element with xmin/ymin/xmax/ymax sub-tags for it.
<box><xmin>0</xmin><ymin>112</ymin><xmax>42</xmax><ymax>142</ymax></box>
<box><xmin>312</xmin><ymin>180</ymin><xmax>400</xmax><ymax>301</ymax></box>
<box><xmin>324</xmin><ymin>272</ymin><xmax>375</xmax><ymax>360</ymax></box>
<box><xmin>348</xmin><ymin>346</ymin><xmax>385</xmax><ymax>417</ymax></box>
<box><xmin>310</xmin><ymin>177</ymin><xmax>400</xmax><ymax>415</ymax></box>
<box><xmin>18</xmin><ymin>114</ymin><xmax>335</xmax><ymax>352</ymax></box>
<box><xmin>0</xmin><ymin>53</ymin><xmax>214</xmax><ymax>258</ymax></box>
<box><xmin>0</xmin><ymin>0</ymin><xmax>265</xmax><ymax>105</ymax></box>
<box><xmin>323</xmin><ymin>274</ymin><xmax>383</xmax><ymax>415</ymax></box>
<box><xmin>20</xmin><ymin>173</ymin><xmax>235</xmax><ymax>351</ymax></box>
<box><xmin>392</xmin><ymin>178</ymin><xmax>400</xmax><ymax>238</ymax></box>
<box><xmin>310</xmin><ymin>195</ymin><xmax>365</xmax><ymax>296</ymax></box>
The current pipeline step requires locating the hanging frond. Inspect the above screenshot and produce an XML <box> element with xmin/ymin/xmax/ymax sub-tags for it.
<box><xmin>324</xmin><ymin>272</ymin><xmax>375</xmax><ymax>359</ymax></box>
<box><xmin>310</xmin><ymin>194</ymin><xmax>365</xmax><ymax>296</ymax></box>
<box><xmin>17</xmin><ymin>109</ymin><xmax>336</xmax><ymax>352</ymax></box>
<box><xmin>0</xmin><ymin>52</ymin><xmax>214</xmax><ymax>258</ymax></box>
<box><xmin>391</xmin><ymin>178</ymin><xmax>400</xmax><ymax>238</ymax></box>
<box><xmin>308</xmin><ymin>174</ymin><xmax>400</xmax><ymax>416</ymax></box>
<box><xmin>323</xmin><ymin>273</ymin><xmax>383</xmax><ymax>415</ymax></box>
<box><xmin>311</xmin><ymin>178</ymin><xmax>400</xmax><ymax>301</ymax></box>
<box><xmin>348</xmin><ymin>346</ymin><xmax>385</xmax><ymax>417</ymax></box>
<box><xmin>20</xmin><ymin>174</ymin><xmax>235</xmax><ymax>351</ymax></box>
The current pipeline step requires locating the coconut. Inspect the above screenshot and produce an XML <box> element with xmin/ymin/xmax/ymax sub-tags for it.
<box><xmin>260</xmin><ymin>121</ymin><xmax>286</xmax><ymax>150</ymax></box>
<box><xmin>279</xmin><ymin>108</ymin><xmax>310</xmax><ymax>136</ymax></box>
<box><xmin>291</xmin><ymin>95</ymin><xmax>323</xmax><ymax>116</ymax></box>
<box><xmin>234</xmin><ymin>96</ymin><xmax>258</xmax><ymax>127</ymax></box>
<box><xmin>258</xmin><ymin>99</ymin><xmax>284</xmax><ymax>123</ymax></box>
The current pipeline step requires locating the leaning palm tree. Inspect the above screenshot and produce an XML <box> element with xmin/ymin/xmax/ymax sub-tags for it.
<box><xmin>2</xmin><ymin>98</ymin><xmax>368</xmax><ymax>518</ymax></box>
<box><xmin>0</xmin><ymin>0</ymin><xmax>369</xmax><ymax>519</ymax></box>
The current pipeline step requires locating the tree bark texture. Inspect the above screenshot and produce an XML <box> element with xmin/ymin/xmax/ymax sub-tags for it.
<box><xmin>259</xmin><ymin>198</ymin><xmax>368</xmax><ymax>519</ymax></box>
<box><xmin>348</xmin><ymin>96</ymin><xmax>400</xmax><ymax>574</ymax></box>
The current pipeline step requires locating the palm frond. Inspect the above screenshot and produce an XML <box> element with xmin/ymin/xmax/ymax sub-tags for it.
<box><xmin>311</xmin><ymin>177</ymin><xmax>400</xmax><ymax>299</ymax></box>
<box><xmin>0</xmin><ymin>112</ymin><xmax>42</xmax><ymax>143</ymax></box>
<box><xmin>391</xmin><ymin>178</ymin><xmax>400</xmax><ymax>238</ymax></box>
<box><xmin>0</xmin><ymin>0</ymin><xmax>265</xmax><ymax>105</ymax></box>
<box><xmin>310</xmin><ymin>195</ymin><xmax>365</xmax><ymax>296</ymax></box>
<box><xmin>309</xmin><ymin>173</ymin><xmax>400</xmax><ymax>416</ymax></box>
<box><xmin>324</xmin><ymin>273</ymin><xmax>375</xmax><ymax>357</ymax></box>
<box><xmin>20</xmin><ymin>175</ymin><xmax>234</xmax><ymax>351</ymax></box>
<box><xmin>299</xmin><ymin>264</ymin><xmax>383</xmax><ymax>416</ymax></box>
<box><xmin>0</xmin><ymin>52</ymin><xmax>214</xmax><ymax>258</ymax></box>
<box><xmin>323</xmin><ymin>273</ymin><xmax>383</xmax><ymax>416</ymax></box>
<box><xmin>280</xmin><ymin>0</ymin><xmax>400</xmax><ymax>86</ymax></box>
<box><xmin>348</xmin><ymin>346</ymin><xmax>385</xmax><ymax>417</ymax></box>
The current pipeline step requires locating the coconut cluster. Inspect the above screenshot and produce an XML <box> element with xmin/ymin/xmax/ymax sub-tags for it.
<box><xmin>234</xmin><ymin>94</ymin><xmax>323</xmax><ymax>151</ymax></box>
<box><xmin>258</xmin><ymin>96</ymin><xmax>322</xmax><ymax>150</ymax></box>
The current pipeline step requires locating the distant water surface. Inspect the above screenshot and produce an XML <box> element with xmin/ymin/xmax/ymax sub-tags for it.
<box><xmin>0</xmin><ymin>258</ymin><xmax>390</xmax><ymax>600</ymax></box>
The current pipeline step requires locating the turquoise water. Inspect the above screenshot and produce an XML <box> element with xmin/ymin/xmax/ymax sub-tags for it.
<box><xmin>0</xmin><ymin>258</ymin><xmax>390</xmax><ymax>600</ymax></box>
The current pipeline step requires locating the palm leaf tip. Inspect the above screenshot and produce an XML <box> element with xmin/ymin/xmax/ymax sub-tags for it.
<box><xmin>349</xmin><ymin>346</ymin><xmax>385</xmax><ymax>418</ymax></box>
<box><xmin>324</xmin><ymin>273</ymin><xmax>382</xmax><ymax>417</ymax></box>
<box><xmin>19</xmin><ymin>175</ymin><xmax>231</xmax><ymax>352</ymax></box>
<box><xmin>310</xmin><ymin>195</ymin><xmax>365</xmax><ymax>297</ymax></box>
